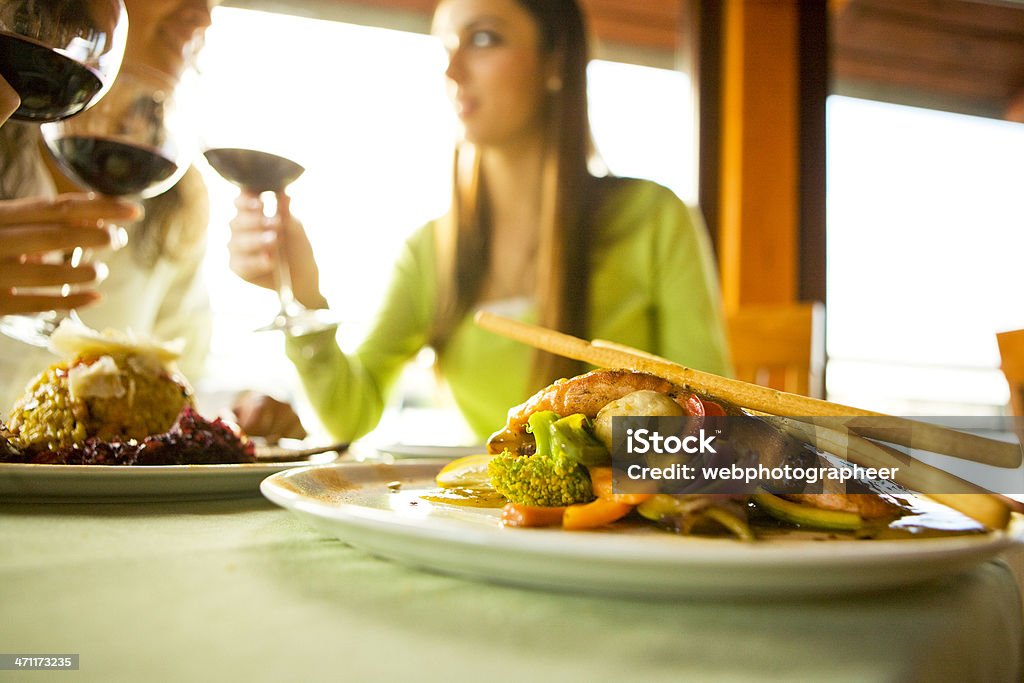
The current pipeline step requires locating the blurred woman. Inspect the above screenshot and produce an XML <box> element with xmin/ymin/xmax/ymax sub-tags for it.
<box><xmin>0</xmin><ymin>0</ymin><xmax>215</xmax><ymax>410</ymax></box>
<box><xmin>227</xmin><ymin>0</ymin><xmax>730</xmax><ymax>442</ymax></box>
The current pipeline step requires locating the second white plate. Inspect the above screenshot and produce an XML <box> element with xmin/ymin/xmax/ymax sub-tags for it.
<box><xmin>372</xmin><ymin>443</ymin><xmax>487</xmax><ymax>459</ymax></box>
<box><xmin>261</xmin><ymin>461</ymin><xmax>1022</xmax><ymax>599</ymax></box>
<box><xmin>0</xmin><ymin>451</ymin><xmax>340</xmax><ymax>502</ymax></box>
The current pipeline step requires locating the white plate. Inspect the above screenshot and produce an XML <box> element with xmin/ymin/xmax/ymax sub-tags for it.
<box><xmin>373</xmin><ymin>443</ymin><xmax>487</xmax><ymax>459</ymax></box>
<box><xmin>261</xmin><ymin>461</ymin><xmax>1023</xmax><ymax>599</ymax></box>
<box><xmin>0</xmin><ymin>451</ymin><xmax>340</xmax><ymax>502</ymax></box>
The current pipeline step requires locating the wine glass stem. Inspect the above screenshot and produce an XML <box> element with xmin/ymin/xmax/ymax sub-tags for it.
<box><xmin>61</xmin><ymin>246</ymin><xmax>85</xmax><ymax>297</ymax></box>
<box><xmin>275</xmin><ymin>246</ymin><xmax>297</xmax><ymax>315</ymax></box>
<box><xmin>0</xmin><ymin>245</ymin><xmax>82</xmax><ymax>345</ymax></box>
<box><xmin>273</xmin><ymin>194</ymin><xmax>299</xmax><ymax>317</ymax></box>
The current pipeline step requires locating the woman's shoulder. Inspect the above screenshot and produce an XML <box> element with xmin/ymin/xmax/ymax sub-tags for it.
<box><xmin>590</xmin><ymin>176</ymin><xmax>693</xmax><ymax>239</ymax></box>
<box><xmin>387</xmin><ymin>216</ymin><xmax>444</xmax><ymax>274</ymax></box>
<box><xmin>403</xmin><ymin>216</ymin><xmax>442</xmax><ymax>250</ymax></box>
<box><xmin>594</xmin><ymin>175</ymin><xmax>685</xmax><ymax>206</ymax></box>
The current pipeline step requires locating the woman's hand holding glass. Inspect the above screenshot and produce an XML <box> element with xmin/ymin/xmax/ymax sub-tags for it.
<box><xmin>0</xmin><ymin>193</ymin><xmax>141</xmax><ymax>316</ymax></box>
<box><xmin>227</xmin><ymin>191</ymin><xmax>329</xmax><ymax>312</ymax></box>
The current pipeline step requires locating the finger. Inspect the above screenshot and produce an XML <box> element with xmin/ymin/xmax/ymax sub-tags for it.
<box><xmin>234</xmin><ymin>191</ymin><xmax>264</xmax><ymax>213</ymax></box>
<box><xmin>0</xmin><ymin>291</ymin><xmax>100</xmax><ymax>315</ymax></box>
<box><xmin>229</xmin><ymin>210</ymin><xmax>273</xmax><ymax>236</ymax></box>
<box><xmin>0</xmin><ymin>194</ymin><xmax>142</xmax><ymax>226</ymax></box>
<box><xmin>0</xmin><ymin>261</ymin><xmax>106</xmax><ymax>289</ymax></box>
<box><xmin>228</xmin><ymin>227</ymin><xmax>278</xmax><ymax>254</ymax></box>
<box><xmin>227</xmin><ymin>230</ymin><xmax>278</xmax><ymax>281</ymax></box>
<box><xmin>0</xmin><ymin>71</ymin><xmax>19</xmax><ymax>123</ymax></box>
<box><xmin>280</xmin><ymin>416</ymin><xmax>307</xmax><ymax>441</ymax></box>
<box><xmin>227</xmin><ymin>233</ymin><xmax>275</xmax><ymax>268</ymax></box>
<box><xmin>231</xmin><ymin>409</ymin><xmax>262</xmax><ymax>435</ymax></box>
<box><xmin>0</xmin><ymin>224</ymin><xmax>112</xmax><ymax>258</ymax></box>
<box><xmin>228</xmin><ymin>217</ymin><xmax>264</xmax><ymax>235</ymax></box>
<box><xmin>273</xmin><ymin>191</ymin><xmax>292</xmax><ymax>221</ymax></box>
<box><xmin>231</xmin><ymin>394</ymin><xmax>307</xmax><ymax>443</ymax></box>
<box><xmin>263</xmin><ymin>415</ymin><xmax>296</xmax><ymax>443</ymax></box>
<box><xmin>228</xmin><ymin>251</ymin><xmax>275</xmax><ymax>286</ymax></box>
<box><xmin>229</xmin><ymin>391</ymin><xmax>255</xmax><ymax>418</ymax></box>
<box><xmin>262</xmin><ymin>418</ymin><xmax>307</xmax><ymax>444</ymax></box>
<box><xmin>233</xmin><ymin>403</ymin><xmax>273</xmax><ymax>437</ymax></box>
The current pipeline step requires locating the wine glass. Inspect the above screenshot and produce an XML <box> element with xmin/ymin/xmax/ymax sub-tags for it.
<box><xmin>203</xmin><ymin>147</ymin><xmax>337</xmax><ymax>335</ymax></box>
<box><xmin>0</xmin><ymin>0</ymin><xmax>128</xmax><ymax>123</ymax></box>
<box><xmin>42</xmin><ymin>65</ymin><xmax>191</xmax><ymax>198</ymax></box>
<box><xmin>0</xmin><ymin>1</ymin><xmax>129</xmax><ymax>346</ymax></box>
<box><xmin>0</xmin><ymin>64</ymin><xmax>191</xmax><ymax>346</ymax></box>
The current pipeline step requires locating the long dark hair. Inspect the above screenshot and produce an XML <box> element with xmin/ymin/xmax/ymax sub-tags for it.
<box><xmin>0</xmin><ymin>123</ymin><xmax>40</xmax><ymax>198</ymax></box>
<box><xmin>432</xmin><ymin>0</ymin><xmax>595</xmax><ymax>389</ymax></box>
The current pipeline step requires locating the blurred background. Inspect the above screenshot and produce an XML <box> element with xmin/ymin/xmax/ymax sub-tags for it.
<box><xmin>186</xmin><ymin>1</ymin><xmax>1024</xmax><ymax>442</ymax></box>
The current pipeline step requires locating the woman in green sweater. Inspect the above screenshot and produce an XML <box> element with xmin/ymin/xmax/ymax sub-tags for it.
<box><xmin>226</xmin><ymin>0</ymin><xmax>730</xmax><ymax>443</ymax></box>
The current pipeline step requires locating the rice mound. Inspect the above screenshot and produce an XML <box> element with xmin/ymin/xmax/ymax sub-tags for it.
<box><xmin>7</xmin><ymin>353</ymin><xmax>193</xmax><ymax>451</ymax></box>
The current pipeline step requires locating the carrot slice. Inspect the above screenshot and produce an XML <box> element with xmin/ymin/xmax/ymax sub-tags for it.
<box><xmin>501</xmin><ymin>503</ymin><xmax>567</xmax><ymax>527</ymax></box>
<box><xmin>562</xmin><ymin>497</ymin><xmax>634</xmax><ymax>530</ymax></box>
<box><xmin>588</xmin><ymin>467</ymin><xmax>654</xmax><ymax>505</ymax></box>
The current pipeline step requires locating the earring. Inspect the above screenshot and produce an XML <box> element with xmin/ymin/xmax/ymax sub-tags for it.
<box><xmin>546</xmin><ymin>75</ymin><xmax>563</xmax><ymax>93</ymax></box>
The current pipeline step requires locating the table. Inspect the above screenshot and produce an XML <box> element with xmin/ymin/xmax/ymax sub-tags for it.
<box><xmin>1</xmin><ymin>494</ymin><xmax>1021</xmax><ymax>682</ymax></box>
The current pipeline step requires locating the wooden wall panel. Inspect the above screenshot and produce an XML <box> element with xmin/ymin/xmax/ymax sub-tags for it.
<box><xmin>353</xmin><ymin>0</ymin><xmax>432</xmax><ymax>10</ymax></box>
<box><xmin>833</xmin><ymin>0</ymin><xmax>1024</xmax><ymax>121</ymax></box>
<box><xmin>242</xmin><ymin>0</ymin><xmax>683</xmax><ymax>53</ymax></box>
<box><xmin>583</xmin><ymin>0</ymin><xmax>681</xmax><ymax>51</ymax></box>
<box><xmin>718</xmin><ymin>0</ymin><xmax>799</xmax><ymax>310</ymax></box>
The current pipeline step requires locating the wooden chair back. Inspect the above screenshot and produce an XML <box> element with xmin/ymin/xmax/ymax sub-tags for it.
<box><xmin>997</xmin><ymin>329</ymin><xmax>1024</xmax><ymax>417</ymax></box>
<box><xmin>726</xmin><ymin>302</ymin><xmax>825</xmax><ymax>398</ymax></box>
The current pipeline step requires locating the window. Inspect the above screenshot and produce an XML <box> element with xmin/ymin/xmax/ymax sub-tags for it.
<box><xmin>826</xmin><ymin>95</ymin><xmax>1024</xmax><ymax>415</ymax></box>
<box><xmin>191</xmin><ymin>7</ymin><xmax>694</xmax><ymax>440</ymax></box>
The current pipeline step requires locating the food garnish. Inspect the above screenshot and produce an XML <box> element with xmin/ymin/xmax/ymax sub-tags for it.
<box><xmin>425</xmin><ymin>454</ymin><xmax>506</xmax><ymax>507</ymax></box>
<box><xmin>1</xmin><ymin>320</ymin><xmax>253</xmax><ymax>466</ymax></box>
<box><xmin>473</xmin><ymin>312</ymin><xmax>1021</xmax><ymax>531</ymax></box>
<box><xmin>435</xmin><ymin>454</ymin><xmax>495</xmax><ymax>490</ymax></box>
<box><xmin>425</xmin><ymin>368</ymin><xmax>999</xmax><ymax>540</ymax></box>
<box><xmin>1</xmin><ymin>406</ymin><xmax>255</xmax><ymax>465</ymax></box>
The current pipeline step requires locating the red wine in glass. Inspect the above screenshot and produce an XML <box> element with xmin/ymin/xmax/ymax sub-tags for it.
<box><xmin>48</xmin><ymin>135</ymin><xmax>179</xmax><ymax>196</ymax></box>
<box><xmin>0</xmin><ymin>0</ymin><xmax>128</xmax><ymax>123</ymax></box>
<box><xmin>0</xmin><ymin>31</ymin><xmax>104</xmax><ymax>121</ymax></box>
<box><xmin>203</xmin><ymin>148</ymin><xmax>305</xmax><ymax>193</ymax></box>
<box><xmin>204</xmin><ymin>147</ymin><xmax>335</xmax><ymax>335</ymax></box>
<box><xmin>41</xmin><ymin>64</ymin><xmax>190</xmax><ymax>201</ymax></box>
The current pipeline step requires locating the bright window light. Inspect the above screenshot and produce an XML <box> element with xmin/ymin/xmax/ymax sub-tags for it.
<box><xmin>826</xmin><ymin>95</ymin><xmax>1024</xmax><ymax>415</ymax></box>
<box><xmin>191</xmin><ymin>7</ymin><xmax>694</xmax><ymax>439</ymax></box>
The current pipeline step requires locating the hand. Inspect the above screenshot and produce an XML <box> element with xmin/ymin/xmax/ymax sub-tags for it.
<box><xmin>226</xmin><ymin>191</ymin><xmax>328</xmax><ymax>309</ymax></box>
<box><xmin>0</xmin><ymin>194</ymin><xmax>142</xmax><ymax>316</ymax></box>
<box><xmin>0</xmin><ymin>72</ymin><xmax>19</xmax><ymax>126</ymax></box>
<box><xmin>231</xmin><ymin>391</ymin><xmax>308</xmax><ymax>443</ymax></box>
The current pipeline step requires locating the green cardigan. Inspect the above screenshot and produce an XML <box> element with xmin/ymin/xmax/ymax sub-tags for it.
<box><xmin>286</xmin><ymin>178</ymin><xmax>731</xmax><ymax>442</ymax></box>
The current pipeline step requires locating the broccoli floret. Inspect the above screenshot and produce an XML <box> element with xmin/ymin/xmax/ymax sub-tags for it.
<box><xmin>486</xmin><ymin>410</ymin><xmax>603</xmax><ymax>507</ymax></box>
<box><xmin>488</xmin><ymin>449</ymin><xmax>594</xmax><ymax>507</ymax></box>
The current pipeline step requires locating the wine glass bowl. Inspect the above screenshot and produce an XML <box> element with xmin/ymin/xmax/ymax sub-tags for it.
<box><xmin>0</xmin><ymin>0</ymin><xmax>128</xmax><ymax>122</ymax></box>
<box><xmin>41</xmin><ymin>64</ymin><xmax>192</xmax><ymax>199</ymax></box>
<box><xmin>203</xmin><ymin>148</ymin><xmax>305</xmax><ymax>193</ymax></box>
